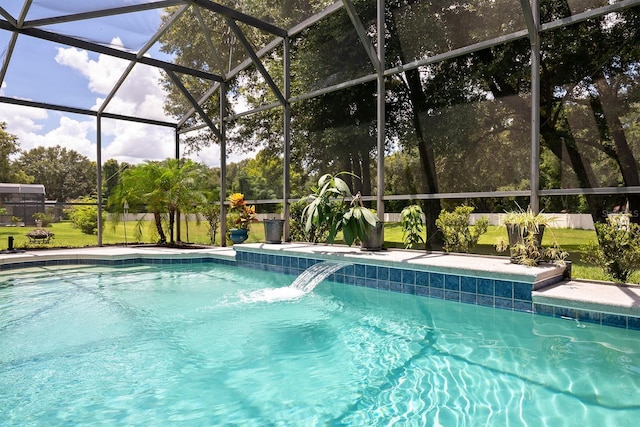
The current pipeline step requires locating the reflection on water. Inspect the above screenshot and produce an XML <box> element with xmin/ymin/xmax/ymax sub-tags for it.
<box><xmin>1</xmin><ymin>263</ymin><xmax>639</xmax><ymax>426</ymax></box>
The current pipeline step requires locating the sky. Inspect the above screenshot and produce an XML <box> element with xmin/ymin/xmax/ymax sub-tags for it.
<box><xmin>0</xmin><ymin>3</ymin><xmax>234</xmax><ymax>168</ymax></box>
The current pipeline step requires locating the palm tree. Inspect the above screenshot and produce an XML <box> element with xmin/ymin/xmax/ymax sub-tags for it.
<box><xmin>108</xmin><ymin>159</ymin><xmax>206</xmax><ymax>244</ymax></box>
<box><xmin>160</xmin><ymin>158</ymin><xmax>205</xmax><ymax>243</ymax></box>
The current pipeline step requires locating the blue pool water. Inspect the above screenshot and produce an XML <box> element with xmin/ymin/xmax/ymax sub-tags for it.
<box><xmin>1</xmin><ymin>263</ymin><xmax>639</xmax><ymax>426</ymax></box>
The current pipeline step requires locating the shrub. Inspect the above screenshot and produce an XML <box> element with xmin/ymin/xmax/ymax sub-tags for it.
<box><xmin>400</xmin><ymin>204</ymin><xmax>425</xmax><ymax>249</ymax></box>
<box><xmin>198</xmin><ymin>203</ymin><xmax>220</xmax><ymax>244</ymax></box>
<box><xmin>32</xmin><ymin>211</ymin><xmax>55</xmax><ymax>227</ymax></box>
<box><xmin>289</xmin><ymin>200</ymin><xmax>328</xmax><ymax>243</ymax></box>
<box><xmin>65</xmin><ymin>199</ymin><xmax>105</xmax><ymax>235</ymax></box>
<box><xmin>436</xmin><ymin>205</ymin><xmax>488</xmax><ymax>253</ymax></box>
<box><xmin>582</xmin><ymin>215</ymin><xmax>640</xmax><ymax>283</ymax></box>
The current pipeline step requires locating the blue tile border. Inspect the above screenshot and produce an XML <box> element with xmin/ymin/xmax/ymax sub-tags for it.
<box><xmin>235</xmin><ymin>250</ymin><xmax>536</xmax><ymax>313</ymax></box>
<box><xmin>234</xmin><ymin>248</ymin><xmax>640</xmax><ymax>331</ymax></box>
<box><xmin>533</xmin><ymin>303</ymin><xmax>640</xmax><ymax>331</ymax></box>
<box><xmin>0</xmin><ymin>256</ymin><xmax>235</xmax><ymax>271</ymax></box>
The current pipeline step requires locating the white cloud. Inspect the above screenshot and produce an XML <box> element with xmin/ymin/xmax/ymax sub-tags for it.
<box><xmin>102</xmin><ymin>119</ymin><xmax>175</xmax><ymax>163</ymax></box>
<box><xmin>0</xmin><ymin>38</ymin><xmax>180</xmax><ymax>165</ymax></box>
<box><xmin>2</xmin><ymin>37</ymin><xmax>242</xmax><ymax>167</ymax></box>
<box><xmin>55</xmin><ymin>38</ymin><xmax>129</xmax><ymax>95</ymax></box>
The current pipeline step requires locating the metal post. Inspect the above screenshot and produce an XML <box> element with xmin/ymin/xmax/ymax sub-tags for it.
<box><xmin>96</xmin><ymin>114</ymin><xmax>103</xmax><ymax>246</ymax></box>
<box><xmin>376</xmin><ymin>0</ymin><xmax>386</xmax><ymax>223</ymax></box>
<box><xmin>175</xmin><ymin>130</ymin><xmax>181</xmax><ymax>242</ymax></box>
<box><xmin>220</xmin><ymin>81</ymin><xmax>228</xmax><ymax>246</ymax></box>
<box><xmin>123</xmin><ymin>200</ymin><xmax>129</xmax><ymax>245</ymax></box>
<box><xmin>283</xmin><ymin>37</ymin><xmax>291</xmax><ymax>241</ymax></box>
<box><xmin>530</xmin><ymin>0</ymin><xmax>541</xmax><ymax>213</ymax></box>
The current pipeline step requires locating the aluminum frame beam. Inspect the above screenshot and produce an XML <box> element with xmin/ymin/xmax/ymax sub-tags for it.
<box><xmin>288</xmin><ymin>1</ymin><xmax>344</xmax><ymax>37</ymax></box>
<box><xmin>528</xmin><ymin>0</ymin><xmax>541</xmax><ymax>213</ymax></box>
<box><xmin>0</xmin><ymin>96</ymin><xmax>177</xmax><ymax>128</ymax></box>
<box><xmin>343</xmin><ymin>0</ymin><xmax>380</xmax><ymax>72</ymax></box>
<box><xmin>0</xmin><ymin>1</ymin><xmax>31</xmax><ymax>88</ymax></box>
<box><xmin>21</xmin><ymin>1</ymin><xmax>185</xmax><ymax>28</ymax></box>
<box><xmin>177</xmin><ymin>37</ymin><xmax>284</xmax><ymax>128</ymax></box>
<box><xmin>283</xmin><ymin>36</ymin><xmax>292</xmax><ymax>241</ymax></box>
<box><xmin>192</xmin><ymin>0</ymin><xmax>287</xmax><ymax>38</ymax></box>
<box><xmin>166</xmin><ymin>70</ymin><xmax>223</xmax><ymax>140</ymax></box>
<box><xmin>219</xmin><ymin>81</ymin><xmax>228</xmax><ymax>246</ymax></box>
<box><xmin>194</xmin><ymin>6</ymin><xmax>225</xmax><ymax>76</ymax></box>
<box><xmin>375</xmin><ymin>0</ymin><xmax>385</xmax><ymax>221</ymax></box>
<box><xmin>0</xmin><ymin>20</ymin><xmax>223</xmax><ymax>82</ymax></box>
<box><xmin>225</xmin><ymin>17</ymin><xmax>286</xmax><ymax>106</ymax></box>
<box><xmin>99</xmin><ymin>4</ymin><xmax>191</xmax><ymax>114</ymax></box>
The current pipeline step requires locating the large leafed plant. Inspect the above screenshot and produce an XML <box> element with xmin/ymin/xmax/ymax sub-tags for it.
<box><xmin>302</xmin><ymin>172</ymin><xmax>377</xmax><ymax>246</ymax></box>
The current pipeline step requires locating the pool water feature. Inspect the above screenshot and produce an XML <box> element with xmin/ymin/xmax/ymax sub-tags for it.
<box><xmin>1</xmin><ymin>263</ymin><xmax>639</xmax><ymax>426</ymax></box>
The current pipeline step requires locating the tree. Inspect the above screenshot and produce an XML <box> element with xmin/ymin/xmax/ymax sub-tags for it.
<box><xmin>466</xmin><ymin>3</ymin><xmax>640</xmax><ymax>225</ymax></box>
<box><xmin>103</xmin><ymin>159</ymin><xmax>129</xmax><ymax>211</ymax></box>
<box><xmin>15</xmin><ymin>146</ymin><xmax>96</xmax><ymax>201</ymax></box>
<box><xmin>109</xmin><ymin>159</ymin><xmax>206</xmax><ymax>244</ymax></box>
<box><xmin>157</xmin><ymin>1</ymin><xmax>640</xmax><ymax>244</ymax></box>
<box><xmin>0</xmin><ymin>122</ymin><xmax>20</xmax><ymax>183</ymax></box>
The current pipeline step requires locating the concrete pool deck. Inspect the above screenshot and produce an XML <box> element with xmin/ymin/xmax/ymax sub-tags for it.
<box><xmin>1</xmin><ymin>243</ymin><xmax>639</xmax><ymax>327</ymax></box>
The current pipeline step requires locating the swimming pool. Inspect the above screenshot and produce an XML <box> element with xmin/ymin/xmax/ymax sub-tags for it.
<box><xmin>1</xmin><ymin>263</ymin><xmax>639</xmax><ymax>426</ymax></box>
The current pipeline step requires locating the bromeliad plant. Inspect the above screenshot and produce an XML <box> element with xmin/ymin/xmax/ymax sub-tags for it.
<box><xmin>228</xmin><ymin>193</ymin><xmax>258</xmax><ymax>230</ymax></box>
<box><xmin>302</xmin><ymin>172</ymin><xmax>377</xmax><ymax>246</ymax></box>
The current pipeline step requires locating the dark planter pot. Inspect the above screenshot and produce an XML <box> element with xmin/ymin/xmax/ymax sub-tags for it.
<box><xmin>264</xmin><ymin>219</ymin><xmax>285</xmax><ymax>244</ymax></box>
<box><xmin>229</xmin><ymin>228</ymin><xmax>249</xmax><ymax>244</ymax></box>
<box><xmin>361</xmin><ymin>221</ymin><xmax>384</xmax><ymax>251</ymax></box>
<box><xmin>506</xmin><ymin>223</ymin><xmax>545</xmax><ymax>247</ymax></box>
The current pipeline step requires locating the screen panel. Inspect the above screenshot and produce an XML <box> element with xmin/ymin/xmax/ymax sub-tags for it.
<box><xmin>540</xmin><ymin>7</ymin><xmax>640</xmax><ymax>192</ymax></box>
<box><xmin>387</xmin><ymin>0</ymin><xmax>527</xmax><ymax>69</ymax></box>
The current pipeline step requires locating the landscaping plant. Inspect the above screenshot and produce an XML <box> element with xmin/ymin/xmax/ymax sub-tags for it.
<box><xmin>436</xmin><ymin>205</ymin><xmax>489</xmax><ymax>253</ymax></box>
<box><xmin>582</xmin><ymin>214</ymin><xmax>640</xmax><ymax>283</ymax></box>
<box><xmin>400</xmin><ymin>204</ymin><xmax>425</xmax><ymax>249</ymax></box>
<box><xmin>289</xmin><ymin>200</ymin><xmax>328</xmax><ymax>243</ymax></box>
<box><xmin>302</xmin><ymin>172</ymin><xmax>377</xmax><ymax>246</ymax></box>
<box><xmin>495</xmin><ymin>207</ymin><xmax>568</xmax><ymax>266</ymax></box>
<box><xmin>65</xmin><ymin>197</ymin><xmax>105</xmax><ymax>235</ymax></box>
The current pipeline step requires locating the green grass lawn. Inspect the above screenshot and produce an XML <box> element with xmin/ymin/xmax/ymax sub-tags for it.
<box><xmin>1</xmin><ymin>221</ymin><xmax>636</xmax><ymax>284</ymax></box>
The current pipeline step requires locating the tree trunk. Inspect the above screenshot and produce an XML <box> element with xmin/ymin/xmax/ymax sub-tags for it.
<box><xmin>404</xmin><ymin>68</ymin><xmax>443</xmax><ymax>249</ymax></box>
<box><xmin>168</xmin><ymin>208</ymin><xmax>175</xmax><ymax>243</ymax></box>
<box><xmin>593</xmin><ymin>72</ymin><xmax>640</xmax><ymax>223</ymax></box>
<box><xmin>154</xmin><ymin>211</ymin><xmax>166</xmax><ymax>244</ymax></box>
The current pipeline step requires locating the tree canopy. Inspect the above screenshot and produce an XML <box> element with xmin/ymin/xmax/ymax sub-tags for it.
<box><xmin>14</xmin><ymin>145</ymin><xmax>96</xmax><ymax>202</ymax></box>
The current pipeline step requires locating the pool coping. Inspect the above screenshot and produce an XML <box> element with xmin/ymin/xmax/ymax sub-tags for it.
<box><xmin>234</xmin><ymin>242</ymin><xmax>566</xmax><ymax>286</ymax></box>
<box><xmin>1</xmin><ymin>243</ymin><xmax>638</xmax><ymax>330</ymax></box>
<box><xmin>0</xmin><ymin>245</ymin><xmax>237</xmax><ymax>268</ymax></box>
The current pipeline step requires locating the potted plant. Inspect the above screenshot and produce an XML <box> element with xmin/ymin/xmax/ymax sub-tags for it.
<box><xmin>227</xmin><ymin>193</ymin><xmax>258</xmax><ymax>244</ymax></box>
<box><xmin>501</xmin><ymin>207</ymin><xmax>553</xmax><ymax>248</ymax></box>
<box><xmin>302</xmin><ymin>172</ymin><xmax>378</xmax><ymax>247</ymax></box>
<box><xmin>495</xmin><ymin>206</ymin><xmax>567</xmax><ymax>266</ymax></box>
